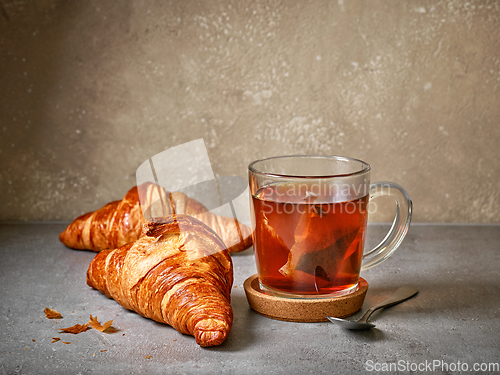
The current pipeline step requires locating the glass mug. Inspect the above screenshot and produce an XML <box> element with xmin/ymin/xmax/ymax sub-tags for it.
<box><xmin>248</xmin><ymin>155</ymin><xmax>412</xmax><ymax>298</ymax></box>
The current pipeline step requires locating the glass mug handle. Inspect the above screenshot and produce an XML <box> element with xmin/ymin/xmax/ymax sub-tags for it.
<box><xmin>361</xmin><ymin>182</ymin><xmax>413</xmax><ymax>271</ymax></box>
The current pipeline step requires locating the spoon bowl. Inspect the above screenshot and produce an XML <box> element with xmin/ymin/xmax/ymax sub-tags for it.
<box><xmin>327</xmin><ymin>316</ymin><xmax>376</xmax><ymax>330</ymax></box>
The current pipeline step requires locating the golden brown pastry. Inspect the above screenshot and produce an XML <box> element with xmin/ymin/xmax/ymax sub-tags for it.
<box><xmin>59</xmin><ymin>182</ymin><xmax>252</xmax><ymax>253</ymax></box>
<box><xmin>86</xmin><ymin>214</ymin><xmax>233</xmax><ymax>347</ymax></box>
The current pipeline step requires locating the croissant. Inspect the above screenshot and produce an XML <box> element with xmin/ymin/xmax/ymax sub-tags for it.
<box><xmin>59</xmin><ymin>182</ymin><xmax>252</xmax><ymax>253</ymax></box>
<box><xmin>86</xmin><ymin>214</ymin><xmax>233</xmax><ymax>347</ymax></box>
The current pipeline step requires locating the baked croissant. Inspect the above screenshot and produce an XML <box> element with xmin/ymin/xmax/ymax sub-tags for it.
<box><xmin>86</xmin><ymin>214</ymin><xmax>233</xmax><ymax>347</ymax></box>
<box><xmin>59</xmin><ymin>182</ymin><xmax>252</xmax><ymax>253</ymax></box>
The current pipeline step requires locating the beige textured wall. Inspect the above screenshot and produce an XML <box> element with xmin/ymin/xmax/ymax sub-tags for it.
<box><xmin>1</xmin><ymin>0</ymin><xmax>499</xmax><ymax>223</ymax></box>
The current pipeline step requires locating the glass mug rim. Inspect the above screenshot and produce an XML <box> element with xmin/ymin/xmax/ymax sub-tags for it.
<box><xmin>248</xmin><ymin>154</ymin><xmax>371</xmax><ymax>179</ymax></box>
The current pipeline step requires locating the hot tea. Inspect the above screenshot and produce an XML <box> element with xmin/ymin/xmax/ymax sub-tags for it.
<box><xmin>249</xmin><ymin>155</ymin><xmax>412</xmax><ymax>299</ymax></box>
<box><xmin>252</xmin><ymin>182</ymin><xmax>369</xmax><ymax>296</ymax></box>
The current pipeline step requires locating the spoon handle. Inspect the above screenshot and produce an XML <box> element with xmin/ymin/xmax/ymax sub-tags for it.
<box><xmin>358</xmin><ymin>286</ymin><xmax>418</xmax><ymax>324</ymax></box>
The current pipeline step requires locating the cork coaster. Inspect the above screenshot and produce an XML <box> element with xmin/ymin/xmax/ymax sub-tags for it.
<box><xmin>243</xmin><ymin>274</ymin><xmax>368</xmax><ymax>322</ymax></box>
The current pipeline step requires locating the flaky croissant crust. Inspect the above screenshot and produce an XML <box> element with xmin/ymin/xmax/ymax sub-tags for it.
<box><xmin>59</xmin><ymin>182</ymin><xmax>252</xmax><ymax>253</ymax></box>
<box><xmin>87</xmin><ymin>214</ymin><xmax>234</xmax><ymax>347</ymax></box>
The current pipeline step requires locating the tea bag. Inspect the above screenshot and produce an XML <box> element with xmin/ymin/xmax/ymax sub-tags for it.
<box><xmin>279</xmin><ymin>205</ymin><xmax>360</xmax><ymax>287</ymax></box>
<box><xmin>259</xmin><ymin>212</ymin><xmax>290</xmax><ymax>254</ymax></box>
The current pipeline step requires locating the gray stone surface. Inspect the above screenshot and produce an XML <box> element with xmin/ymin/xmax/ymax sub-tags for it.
<box><xmin>0</xmin><ymin>223</ymin><xmax>499</xmax><ymax>374</ymax></box>
<box><xmin>1</xmin><ymin>1</ymin><xmax>500</xmax><ymax>223</ymax></box>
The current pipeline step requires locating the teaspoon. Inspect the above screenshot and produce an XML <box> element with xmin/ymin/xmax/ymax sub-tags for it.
<box><xmin>327</xmin><ymin>286</ymin><xmax>418</xmax><ymax>330</ymax></box>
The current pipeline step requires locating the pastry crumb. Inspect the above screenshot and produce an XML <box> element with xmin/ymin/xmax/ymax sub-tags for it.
<box><xmin>44</xmin><ymin>308</ymin><xmax>62</xmax><ymax>319</ymax></box>
<box><xmin>88</xmin><ymin>315</ymin><xmax>114</xmax><ymax>332</ymax></box>
<box><xmin>59</xmin><ymin>323</ymin><xmax>89</xmax><ymax>334</ymax></box>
